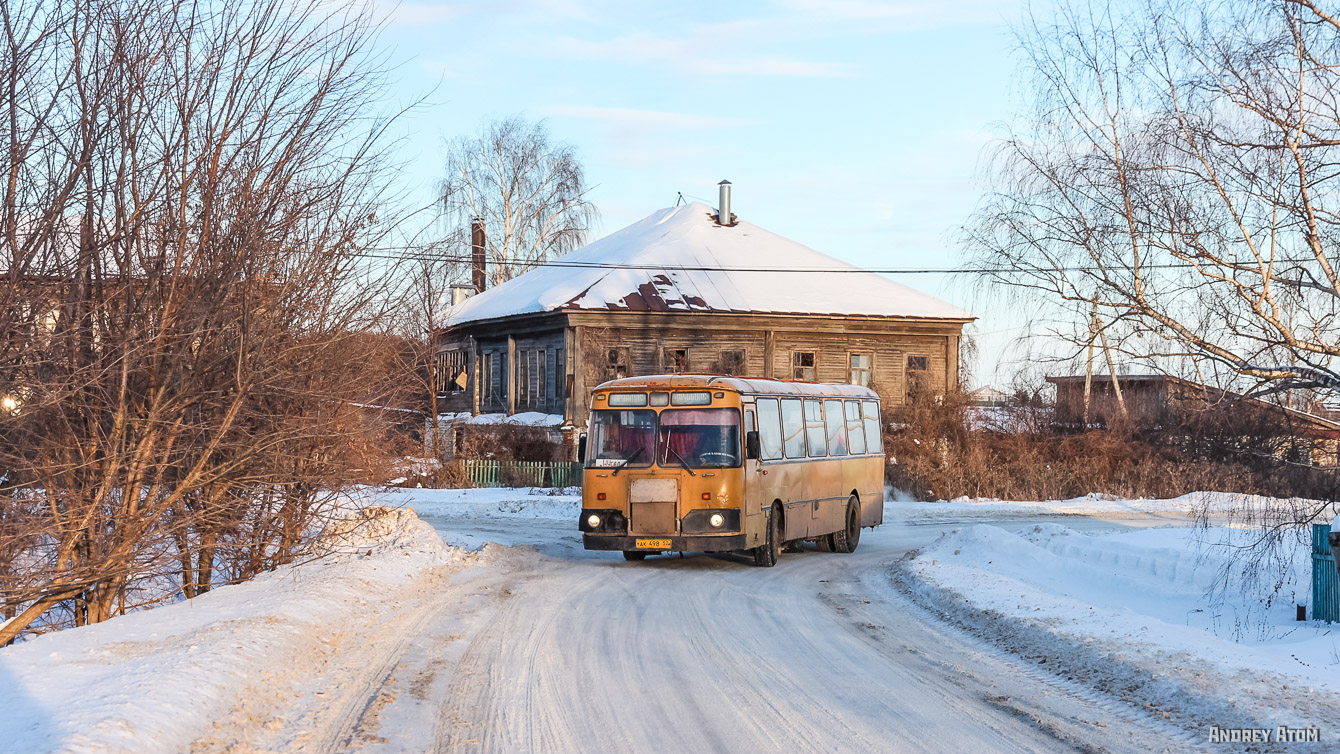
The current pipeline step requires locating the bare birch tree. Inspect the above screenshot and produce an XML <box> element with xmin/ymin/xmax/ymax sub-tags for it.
<box><xmin>970</xmin><ymin>0</ymin><xmax>1340</xmax><ymax>396</ymax></box>
<box><xmin>440</xmin><ymin>116</ymin><xmax>597</xmax><ymax>285</ymax></box>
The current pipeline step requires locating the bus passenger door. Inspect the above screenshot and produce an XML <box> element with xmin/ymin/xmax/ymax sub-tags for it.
<box><xmin>742</xmin><ymin>404</ymin><xmax>763</xmax><ymax>547</ymax></box>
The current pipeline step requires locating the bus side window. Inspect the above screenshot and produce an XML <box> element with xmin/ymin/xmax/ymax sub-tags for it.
<box><xmin>862</xmin><ymin>400</ymin><xmax>883</xmax><ymax>453</ymax></box>
<box><xmin>756</xmin><ymin>398</ymin><xmax>784</xmax><ymax>460</ymax></box>
<box><xmin>823</xmin><ymin>399</ymin><xmax>848</xmax><ymax>456</ymax></box>
<box><xmin>779</xmin><ymin>398</ymin><xmax>806</xmax><ymax>458</ymax></box>
<box><xmin>845</xmin><ymin>400</ymin><xmax>867</xmax><ymax>454</ymax></box>
<box><xmin>804</xmin><ymin>399</ymin><xmax>828</xmax><ymax>457</ymax></box>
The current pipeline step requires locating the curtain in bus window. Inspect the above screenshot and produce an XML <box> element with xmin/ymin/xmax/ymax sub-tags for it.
<box><xmin>823</xmin><ymin>399</ymin><xmax>848</xmax><ymax>455</ymax></box>
<box><xmin>845</xmin><ymin>400</ymin><xmax>867</xmax><ymax>454</ymax></box>
<box><xmin>658</xmin><ymin>408</ymin><xmax>741</xmax><ymax>467</ymax></box>
<box><xmin>862</xmin><ymin>401</ymin><xmax>882</xmax><ymax>453</ymax></box>
<box><xmin>805</xmin><ymin>399</ymin><xmax>827</xmax><ymax>457</ymax></box>
<box><xmin>756</xmin><ymin>398</ymin><xmax>784</xmax><ymax>460</ymax></box>
<box><xmin>779</xmin><ymin>398</ymin><xmax>805</xmax><ymax>458</ymax></box>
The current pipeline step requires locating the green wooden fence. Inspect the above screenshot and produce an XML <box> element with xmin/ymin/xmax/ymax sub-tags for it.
<box><xmin>1314</xmin><ymin>524</ymin><xmax>1339</xmax><ymax>623</ymax></box>
<box><xmin>459</xmin><ymin>459</ymin><xmax>583</xmax><ymax>489</ymax></box>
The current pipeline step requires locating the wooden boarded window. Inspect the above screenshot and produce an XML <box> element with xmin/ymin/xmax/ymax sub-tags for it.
<box><xmin>664</xmin><ymin>348</ymin><xmax>688</xmax><ymax>373</ymax></box>
<box><xmin>435</xmin><ymin>349</ymin><xmax>467</xmax><ymax>394</ymax></box>
<box><xmin>719</xmin><ymin>349</ymin><xmax>745</xmax><ymax>376</ymax></box>
<box><xmin>537</xmin><ymin>350</ymin><xmax>547</xmax><ymax>409</ymax></box>
<box><xmin>517</xmin><ymin>351</ymin><xmax>530</xmax><ymax>409</ymax></box>
<box><xmin>555</xmin><ymin>348</ymin><xmax>566</xmax><ymax>402</ymax></box>
<box><xmin>849</xmin><ymin>352</ymin><xmax>871</xmax><ymax>387</ymax></box>
<box><xmin>792</xmin><ymin>351</ymin><xmax>816</xmax><ymax>381</ymax></box>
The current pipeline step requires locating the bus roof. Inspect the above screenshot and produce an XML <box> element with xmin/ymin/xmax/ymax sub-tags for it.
<box><xmin>594</xmin><ymin>374</ymin><xmax>880</xmax><ymax>400</ymax></box>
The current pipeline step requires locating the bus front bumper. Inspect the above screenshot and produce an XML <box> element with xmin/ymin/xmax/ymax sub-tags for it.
<box><xmin>583</xmin><ymin>534</ymin><xmax>748</xmax><ymax>553</ymax></box>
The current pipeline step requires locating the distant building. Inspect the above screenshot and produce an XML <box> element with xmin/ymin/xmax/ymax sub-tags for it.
<box><xmin>965</xmin><ymin>385</ymin><xmax>1010</xmax><ymax>407</ymax></box>
<box><xmin>433</xmin><ymin>191</ymin><xmax>975</xmax><ymax>435</ymax></box>
<box><xmin>1046</xmin><ymin>373</ymin><xmax>1340</xmax><ymax>465</ymax></box>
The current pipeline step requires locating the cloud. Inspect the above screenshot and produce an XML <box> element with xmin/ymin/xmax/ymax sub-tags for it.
<box><xmin>776</xmin><ymin>0</ymin><xmax>1013</xmax><ymax>28</ymax></box>
<box><xmin>541</xmin><ymin>106</ymin><xmax>757</xmax><ymax>130</ymax></box>
<box><xmin>549</xmin><ymin>33</ymin><xmax>856</xmax><ymax>79</ymax></box>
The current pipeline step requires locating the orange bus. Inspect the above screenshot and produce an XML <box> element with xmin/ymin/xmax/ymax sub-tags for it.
<box><xmin>578</xmin><ymin>374</ymin><xmax>884</xmax><ymax>566</ymax></box>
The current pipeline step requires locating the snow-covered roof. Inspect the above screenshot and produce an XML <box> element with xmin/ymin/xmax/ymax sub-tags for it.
<box><xmin>446</xmin><ymin>203</ymin><xmax>974</xmax><ymax>326</ymax></box>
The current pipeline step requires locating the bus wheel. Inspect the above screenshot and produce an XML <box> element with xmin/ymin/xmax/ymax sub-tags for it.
<box><xmin>623</xmin><ymin>551</ymin><xmax>648</xmax><ymax>561</ymax></box>
<box><xmin>753</xmin><ymin>504</ymin><xmax>781</xmax><ymax>567</ymax></box>
<box><xmin>830</xmin><ymin>496</ymin><xmax>861</xmax><ymax>554</ymax></box>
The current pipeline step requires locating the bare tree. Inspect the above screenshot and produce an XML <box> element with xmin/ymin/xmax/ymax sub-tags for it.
<box><xmin>967</xmin><ymin>0</ymin><xmax>1340</xmax><ymax>602</ymax></box>
<box><xmin>440</xmin><ymin>116</ymin><xmax>597</xmax><ymax>285</ymax></box>
<box><xmin>394</xmin><ymin>256</ymin><xmax>461</xmax><ymax>463</ymax></box>
<box><xmin>0</xmin><ymin>0</ymin><xmax>406</xmax><ymax>644</ymax></box>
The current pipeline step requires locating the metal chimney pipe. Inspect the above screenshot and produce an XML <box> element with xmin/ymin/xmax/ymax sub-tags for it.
<box><xmin>717</xmin><ymin>180</ymin><xmax>732</xmax><ymax>225</ymax></box>
<box><xmin>470</xmin><ymin>217</ymin><xmax>486</xmax><ymax>291</ymax></box>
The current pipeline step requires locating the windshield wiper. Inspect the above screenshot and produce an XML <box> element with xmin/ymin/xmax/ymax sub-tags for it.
<box><xmin>662</xmin><ymin>444</ymin><xmax>697</xmax><ymax>476</ymax></box>
<box><xmin>610</xmin><ymin>446</ymin><xmax>646</xmax><ymax>476</ymax></box>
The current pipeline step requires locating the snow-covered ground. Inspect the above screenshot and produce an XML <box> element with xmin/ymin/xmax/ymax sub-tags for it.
<box><xmin>3</xmin><ymin>486</ymin><xmax>1337</xmax><ymax>752</ymax></box>
<box><xmin>896</xmin><ymin>496</ymin><xmax>1340</xmax><ymax>747</ymax></box>
<box><xmin>0</xmin><ymin>506</ymin><xmax>468</xmax><ymax>754</ymax></box>
<box><xmin>890</xmin><ymin>488</ymin><xmax>1334</xmax><ymax>524</ymax></box>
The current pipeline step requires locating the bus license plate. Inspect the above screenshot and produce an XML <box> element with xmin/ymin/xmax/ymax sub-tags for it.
<box><xmin>636</xmin><ymin>538</ymin><xmax>671</xmax><ymax>549</ymax></box>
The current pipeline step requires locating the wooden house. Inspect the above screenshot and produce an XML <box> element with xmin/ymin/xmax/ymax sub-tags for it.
<box><xmin>1047</xmin><ymin>373</ymin><xmax>1340</xmax><ymax>465</ymax></box>
<box><xmin>433</xmin><ymin>192</ymin><xmax>975</xmax><ymax>439</ymax></box>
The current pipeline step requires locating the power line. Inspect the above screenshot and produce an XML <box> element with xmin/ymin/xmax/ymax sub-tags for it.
<box><xmin>349</xmin><ymin>248</ymin><xmax>1251</xmax><ymax>275</ymax></box>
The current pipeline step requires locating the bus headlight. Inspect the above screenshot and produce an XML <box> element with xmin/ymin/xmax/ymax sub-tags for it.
<box><xmin>587</xmin><ymin>514</ymin><xmax>602</xmax><ymax>528</ymax></box>
<box><xmin>709</xmin><ymin>513</ymin><xmax>724</xmax><ymax>528</ymax></box>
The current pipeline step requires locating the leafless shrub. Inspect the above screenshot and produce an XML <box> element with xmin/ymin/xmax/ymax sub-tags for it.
<box><xmin>0</xmin><ymin>0</ymin><xmax>407</xmax><ymax>643</ymax></box>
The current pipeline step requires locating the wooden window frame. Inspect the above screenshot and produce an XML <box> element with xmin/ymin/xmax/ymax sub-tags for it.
<box><xmin>719</xmin><ymin>349</ymin><xmax>746</xmax><ymax>376</ymax></box>
<box><xmin>848</xmin><ymin>351</ymin><xmax>872</xmax><ymax>387</ymax></box>
<box><xmin>663</xmin><ymin>348</ymin><xmax>688</xmax><ymax>374</ymax></box>
<box><xmin>792</xmin><ymin>351</ymin><xmax>816</xmax><ymax>381</ymax></box>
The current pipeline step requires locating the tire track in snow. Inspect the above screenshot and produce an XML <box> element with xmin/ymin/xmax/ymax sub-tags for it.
<box><xmin>427</xmin><ymin>539</ymin><xmax>1184</xmax><ymax>753</ymax></box>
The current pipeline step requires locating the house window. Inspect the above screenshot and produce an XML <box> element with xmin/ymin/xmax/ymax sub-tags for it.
<box><xmin>792</xmin><ymin>351</ymin><xmax>816</xmax><ymax>381</ymax></box>
<box><xmin>606</xmin><ymin>348</ymin><xmax>628</xmax><ymax>381</ymax></box>
<box><xmin>664</xmin><ymin>348</ymin><xmax>688</xmax><ymax>373</ymax></box>
<box><xmin>435</xmin><ymin>349</ymin><xmax>467</xmax><ymax>394</ymax></box>
<box><xmin>907</xmin><ymin>355</ymin><xmax>928</xmax><ymax>400</ymax></box>
<box><xmin>536</xmin><ymin>350</ymin><xmax>547</xmax><ymax>410</ymax></box>
<box><xmin>481</xmin><ymin>352</ymin><xmax>496</xmax><ymax>406</ymax></box>
<box><xmin>555</xmin><ymin>347</ymin><xmax>566</xmax><ymax>402</ymax></box>
<box><xmin>720</xmin><ymin>350</ymin><xmax>745</xmax><ymax>376</ymax></box>
<box><xmin>849</xmin><ymin>353</ymin><xmax>871</xmax><ymax>387</ymax></box>
<box><xmin>517</xmin><ymin>350</ymin><xmax>530</xmax><ymax>409</ymax></box>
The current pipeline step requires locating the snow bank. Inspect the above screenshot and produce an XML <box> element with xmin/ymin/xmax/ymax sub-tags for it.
<box><xmin>0</xmin><ymin>506</ymin><xmax>463</xmax><ymax>754</ymax></box>
<box><xmin>898</xmin><ymin>523</ymin><xmax>1340</xmax><ymax>743</ymax></box>
<box><xmin>889</xmin><ymin>489</ymin><xmax>1333</xmax><ymax>523</ymax></box>
<box><xmin>386</xmin><ymin>486</ymin><xmax>580</xmax><ymax>519</ymax></box>
<box><xmin>436</xmin><ymin>411</ymin><xmax>565</xmax><ymax>427</ymax></box>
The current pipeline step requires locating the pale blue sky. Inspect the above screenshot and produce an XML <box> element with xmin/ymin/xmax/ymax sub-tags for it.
<box><xmin>375</xmin><ymin>0</ymin><xmax>1036</xmax><ymax>385</ymax></box>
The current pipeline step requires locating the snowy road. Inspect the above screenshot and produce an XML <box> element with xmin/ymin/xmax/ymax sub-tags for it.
<box><xmin>362</xmin><ymin>508</ymin><xmax>1195</xmax><ymax>754</ymax></box>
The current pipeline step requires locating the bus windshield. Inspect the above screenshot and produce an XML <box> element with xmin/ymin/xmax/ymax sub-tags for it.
<box><xmin>587</xmin><ymin>409</ymin><xmax>656</xmax><ymax>468</ymax></box>
<box><xmin>587</xmin><ymin>408</ymin><xmax>742</xmax><ymax>469</ymax></box>
<box><xmin>657</xmin><ymin>408</ymin><xmax>741</xmax><ymax>469</ymax></box>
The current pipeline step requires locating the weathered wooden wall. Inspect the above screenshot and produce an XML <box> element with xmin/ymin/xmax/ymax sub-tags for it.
<box><xmin>436</xmin><ymin>309</ymin><xmax>968</xmax><ymax>430</ymax></box>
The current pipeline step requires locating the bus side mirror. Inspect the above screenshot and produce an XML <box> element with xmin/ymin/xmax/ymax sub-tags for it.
<box><xmin>577</xmin><ymin>434</ymin><xmax>588</xmax><ymax>463</ymax></box>
<box><xmin>745</xmin><ymin>430</ymin><xmax>761</xmax><ymax>460</ymax></box>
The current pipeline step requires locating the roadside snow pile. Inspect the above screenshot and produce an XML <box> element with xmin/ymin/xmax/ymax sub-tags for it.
<box><xmin>899</xmin><ymin>523</ymin><xmax>1340</xmax><ymax>742</ymax></box>
<box><xmin>890</xmin><ymin>489</ymin><xmax>1330</xmax><ymax>522</ymax></box>
<box><xmin>0</xmin><ymin>505</ymin><xmax>462</xmax><ymax>754</ymax></box>
<box><xmin>436</xmin><ymin>411</ymin><xmax>565</xmax><ymax>427</ymax></box>
<box><xmin>386</xmin><ymin>486</ymin><xmax>581</xmax><ymax>521</ymax></box>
